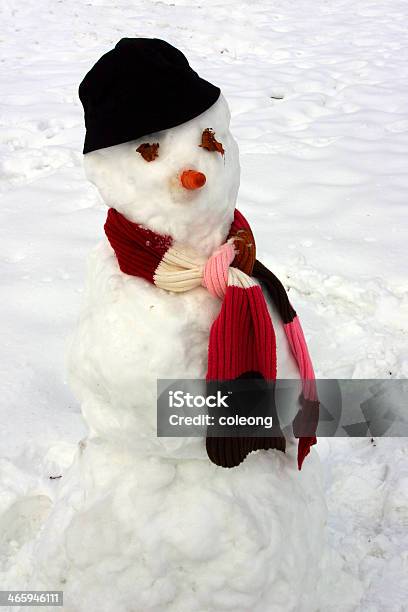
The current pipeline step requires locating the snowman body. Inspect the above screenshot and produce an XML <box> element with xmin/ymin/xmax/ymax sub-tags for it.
<box><xmin>69</xmin><ymin>94</ymin><xmax>302</xmax><ymax>453</ymax></box>
<box><xmin>30</xmin><ymin>95</ymin><xmax>328</xmax><ymax>611</ymax></box>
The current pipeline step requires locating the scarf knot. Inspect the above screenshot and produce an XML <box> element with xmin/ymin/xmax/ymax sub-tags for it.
<box><xmin>202</xmin><ymin>240</ymin><xmax>235</xmax><ymax>299</ymax></box>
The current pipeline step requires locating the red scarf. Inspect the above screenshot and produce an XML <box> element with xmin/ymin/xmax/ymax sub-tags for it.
<box><xmin>105</xmin><ymin>208</ymin><xmax>318</xmax><ymax>470</ymax></box>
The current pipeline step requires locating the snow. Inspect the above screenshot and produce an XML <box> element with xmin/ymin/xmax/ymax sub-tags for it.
<box><xmin>0</xmin><ymin>0</ymin><xmax>407</xmax><ymax>610</ymax></box>
<box><xmin>7</xmin><ymin>443</ymin><xmax>333</xmax><ymax>612</ymax></box>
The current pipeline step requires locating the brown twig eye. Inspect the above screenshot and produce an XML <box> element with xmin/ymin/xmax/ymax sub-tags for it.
<box><xmin>200</xmin><ymin>128</ymin><xmax>224</xmax><ymax>155</ymax></box>
<box><xmin>136</xmin><ymin>142</ymin><xmax>159</xmax><ymax>161</ymax></box>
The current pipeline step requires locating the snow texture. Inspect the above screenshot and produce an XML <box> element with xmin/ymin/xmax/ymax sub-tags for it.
<box><xmin>0</xmin><ymin>0</ymin><xmax>407</xmax><ymax>610</ymax></box>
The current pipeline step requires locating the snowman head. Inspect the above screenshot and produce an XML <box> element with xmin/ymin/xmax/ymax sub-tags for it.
<box><xmin>80</xmin><ymin>39</ymin><xmax>240</xmax><ymax>255</ymax></box>
<box><xmin>84</xmin><ymin>95</ymin><xmax>239</xmax><ymax>255</ymax></box>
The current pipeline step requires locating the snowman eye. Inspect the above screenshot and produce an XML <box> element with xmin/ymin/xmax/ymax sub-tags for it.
<box><xmin>136</xmin><ymin>142</ymin><xmax>159</xmax><ymax>162</ymax></box>
<box><xmin>199</xmin><ymin>128</ymin><xmax>224</xmax><ymax>156</ymax></box>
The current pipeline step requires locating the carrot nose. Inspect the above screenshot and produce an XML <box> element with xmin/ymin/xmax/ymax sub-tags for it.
<box><xmin>180</xmin><ymin>169</ymin><xmax>206</xmax><ymax>190</ymax></box>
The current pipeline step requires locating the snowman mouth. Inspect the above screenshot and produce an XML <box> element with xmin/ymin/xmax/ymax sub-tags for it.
<box><xmin>180</xmin><ymin>169</ymin><xmax>206</xmax><ymax>190</ymax></box>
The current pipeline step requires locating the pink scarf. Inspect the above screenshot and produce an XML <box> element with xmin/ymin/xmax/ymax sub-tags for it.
<box><xmin>105</xmin><ymin>207</ymin><xmax>318</xmax><ymax>470</ymax></box>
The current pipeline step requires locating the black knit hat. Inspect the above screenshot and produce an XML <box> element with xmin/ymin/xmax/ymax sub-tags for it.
<box><xmin>79</xmin><ymin>38</ymin><xmax>221</xmax><ymax>154</ymax></box>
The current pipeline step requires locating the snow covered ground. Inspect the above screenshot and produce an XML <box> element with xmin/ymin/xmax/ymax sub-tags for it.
<box><xmin>0</xmin><ymin>0</ymin><xmax>407</xmax><ymax>609</ymax></box>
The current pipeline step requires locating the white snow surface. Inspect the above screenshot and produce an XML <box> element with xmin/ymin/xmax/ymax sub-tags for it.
<box><xmin>1</xmin><ymin>0</ymin><xmax>407</xmax><ymax>610</ymax></box>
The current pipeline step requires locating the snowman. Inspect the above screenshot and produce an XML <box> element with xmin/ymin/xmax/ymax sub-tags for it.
<box><xmin>27</xmin><ymin>38</ymin><xmax>328</xmax><ymax>612</ymax></box>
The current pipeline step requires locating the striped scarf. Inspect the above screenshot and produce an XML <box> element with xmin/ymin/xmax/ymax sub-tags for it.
<box><xmin>104</xmin><ymin>207</ymin><xmax>318</xmax><ymax>470</ymax></box>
